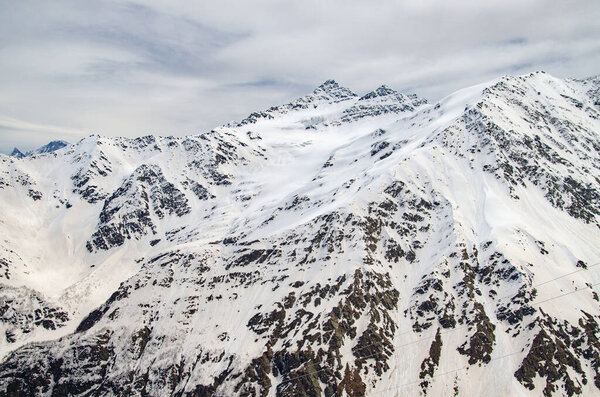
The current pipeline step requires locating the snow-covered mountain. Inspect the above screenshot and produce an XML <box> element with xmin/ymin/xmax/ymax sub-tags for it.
<box><xmin>0</xmin><ymin>72</ymin><xmax>599</xmax><ymax>396</ymax></box>
<box><xmin>10</xmin><ymin>140</ymin><xmax>70</xmax><ymax>158</ymax></box>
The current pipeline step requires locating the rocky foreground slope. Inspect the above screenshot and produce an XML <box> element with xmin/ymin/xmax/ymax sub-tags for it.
<box><xmin>0</xmin><ymin>72</ymin><xmax>599</xmax><ymax>396</ymax></box>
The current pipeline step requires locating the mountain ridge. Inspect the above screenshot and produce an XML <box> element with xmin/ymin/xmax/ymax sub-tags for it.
<box><xmin>0</xmin><ymin>71</ymin><xmax>599</xmax><ymax>396</ymax></box>
<box><xmin>9</xmin><ymin>140</ymin><xmax>70</xmax><ymax>159</ymax></box>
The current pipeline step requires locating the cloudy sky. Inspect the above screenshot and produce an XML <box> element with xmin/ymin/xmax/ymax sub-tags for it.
<box><xmin>1</xmin><ymin>0</ymin><xmax>599</xmax><ymax>153</ymax></box>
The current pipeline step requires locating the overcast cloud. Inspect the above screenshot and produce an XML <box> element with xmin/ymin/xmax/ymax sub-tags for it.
<box><xmin>1</xmin><ymin>0</ymin><xmax>599</xmax><ymax>153</ymax></box>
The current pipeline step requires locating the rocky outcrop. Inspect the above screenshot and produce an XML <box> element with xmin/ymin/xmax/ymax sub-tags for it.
<box><xmin>86</xmin><ymin>164</ymin><xmax>190</xmax><ymax>251</ymax></box>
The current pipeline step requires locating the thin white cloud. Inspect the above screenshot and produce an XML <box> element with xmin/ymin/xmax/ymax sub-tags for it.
<box><xmin>0</xmin><ymin>0</ymin><xmax>599</xmax><ymax>153</ymax></box>
<box><xmin>0</xmin><ymin>115</ymin><xmax>89</xmax><ymax>153</ymax></box>
<box><xmin>0</xmin><ymin>116</ymin><xmax>85</xmax><ymax>136</ymax></box>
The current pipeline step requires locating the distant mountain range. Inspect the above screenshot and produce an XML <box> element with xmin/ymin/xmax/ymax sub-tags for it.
<box><xmin>0</xmin><ymin>72</ymin><xmax>599</xmax><ymax>396</ymax></box>
<box><xmin>10</xmin><ymin>140</ymin><xmax>69</xmax><ymax>158</ymax></box>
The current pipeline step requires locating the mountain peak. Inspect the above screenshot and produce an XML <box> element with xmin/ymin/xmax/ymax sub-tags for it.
<box><xmin>356</xmin><ymin>85</ymin><xmax>428</xmax><ymax>110</ymax></box>
<box><xmin>36</xmin><ymin>140</ymin><xmax>69</xmax><ymax>155</ymax></box>
<box><xmin>10</xmin><ymin>148</ymin><xmax>25</xmax><ymax>158</ymax></box>
<box><xmin>9</xmin><ymin>140</ymin><xmax>69</xmax><ymax>159</ymax></box>
<box><xmin>312</xmin><ymin>79</ymin><xmax>357</xmax><ymax>101</ymax></box>
<box><xmin>359</xmin><ymin>85</ymin><xmax>399</xmax><ymax>101</ymax></box>
<box><xmin>236</xmin><ymin>79</ymin><xmax>357</xmax><ymax>125</ymax></box>
<box><xmin>317</xmin><ymin>79</ymin><xmax>338</xmax><ymax>88</ymax></box>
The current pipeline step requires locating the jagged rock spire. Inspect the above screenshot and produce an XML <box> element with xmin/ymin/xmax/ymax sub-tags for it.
<box><xmin>10</xmin><ymin>148</ymin><xmax>25</xmax><ymax>158</ymax></box>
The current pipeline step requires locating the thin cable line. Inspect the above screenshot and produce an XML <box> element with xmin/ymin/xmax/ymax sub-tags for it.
<box><xmin>212</xmin><ymin>267</ymin><xmax>599</xmax><ymax>395</ymax></box>
<box><xmin>270</xmin><ymin>276</ymin><xmax>600</xmax><ymax>388</ymax></box>
<box><xmin>370</xmin><ymin>297</ymin><xmax>600</xmax><ymax>397</ymax></box>
<box><xmin>533</xmin><ymin>262</ymin><xmax>600</xmax><ymax>288</ymax></box>
<box><xmin>532</xmin><ymin>281</ymin><xmax>600</xmax><ymax>306</ymax></box>
<box><xmin>273</xmin><ymin>263</ymin><xmax>600</xmax><ymax>387</ymax></box>
<box><xmin>359</xmin><ymin>262</ymin><xmax>600</xmax><ymax>356</ymax></box>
